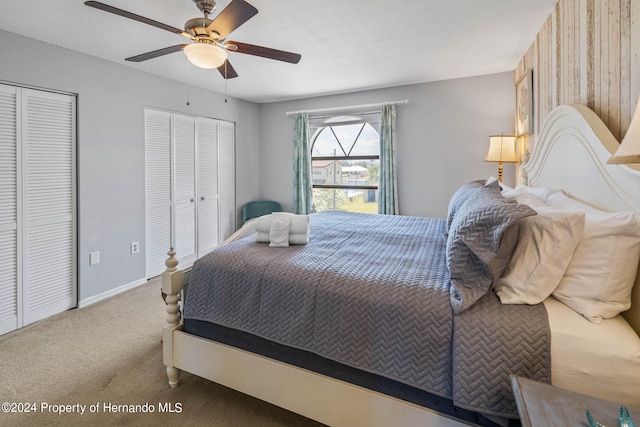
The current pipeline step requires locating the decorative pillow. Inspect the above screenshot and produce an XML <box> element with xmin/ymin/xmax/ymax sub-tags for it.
<box><xmin>269</xmin><ymin>218</ymin><xmax>290</xmax><ymax>247</ymax></box>
<box><xmin>487</xmin><ymin>222</ymin><xmax>520</xmax><ymax>287</ymax></box>
<box><xmin>546</xmin><ymin>192</ymin><xmax>640</xmax><ymax>323</ymax></box>
<box><xmin>446</xmin><ymin>179</ymin><xmax>486</xmax><ymax>230</ymax></box>
<box><xmin>447</xmin><ymin>184</ymin><xmax>536</xmax><ymax>314</ymax></box>
<box><xmin>494</xmin><ymin>193</ymin><xmax>586</xmax><ymax>305</ymax></box>
<box><xmin>486</xmin><ymin>176</ymin><xmax>513</xmax><ymax>191</ymax></box>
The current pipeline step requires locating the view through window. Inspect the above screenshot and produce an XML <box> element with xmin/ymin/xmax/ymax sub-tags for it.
<box><xmin>311</xmin><ymin>114</ymin><xmax>379</xmax><ymax>214</ymax></box>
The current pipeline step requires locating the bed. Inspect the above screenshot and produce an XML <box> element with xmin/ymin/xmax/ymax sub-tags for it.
<box><xmin>161</xmin><ymin>104</ymin><xmax>640</xmax><ymax>427</ymax></box>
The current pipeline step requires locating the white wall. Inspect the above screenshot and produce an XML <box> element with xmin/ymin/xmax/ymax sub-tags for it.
<box><xmin>0</xmin><ymin>30</ymin><xmax>261</xmax><ymax>303</ymax></box>
<box><xmin>258</xmin><ymin>72</ymin><xmax>516</xmax><ymax>218</ymax></box>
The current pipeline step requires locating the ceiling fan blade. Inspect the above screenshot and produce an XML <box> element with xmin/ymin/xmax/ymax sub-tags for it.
<box><xmin>228</xmin><ymin>41</ymin><xmax>301</xmax><ymax>64</ymax></box>
<box><xmin>206</xmin><ymin>0</ymin><xmax>258</xmax><ymax>39</ymax></box>
<box><xmin>217</xmin><ymin>60</ymin><xmax>239</xmax><ymax>79</ymax></box>
<box><xmin>126</xmin><ymin>44</ymin><xmax>188</xmax><ymax>62</ymax></box>
<box><xmin>84</xmin><ymin>1</ymin><xmax>191</xmax><ymax>38</ymax></box>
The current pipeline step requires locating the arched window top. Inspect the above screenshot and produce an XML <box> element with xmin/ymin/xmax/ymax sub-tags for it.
<box><xmin>311</xmin><ymin>123</ymin><xmax>380</xmax><ymax>158</ymax></box>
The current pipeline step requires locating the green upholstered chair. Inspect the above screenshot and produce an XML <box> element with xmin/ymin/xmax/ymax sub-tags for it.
<box><xmin>242</xmin><ymin>200</ymin><xmax>282</xmax><ymax>224</ymax></box>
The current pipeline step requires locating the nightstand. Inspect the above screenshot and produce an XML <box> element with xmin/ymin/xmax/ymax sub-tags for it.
<box><xmin>511</xmin><ymin>376</ymin><xmax>640</xmax><ymax>427</ymax></box>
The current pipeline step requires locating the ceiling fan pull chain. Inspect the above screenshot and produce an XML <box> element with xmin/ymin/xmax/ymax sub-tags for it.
<box><xmin>186</xmin><ymin>62</ymin><xmax>191</xmax><ymax>106</ymax></box>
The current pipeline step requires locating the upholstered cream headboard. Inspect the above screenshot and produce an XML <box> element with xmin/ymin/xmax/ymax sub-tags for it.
<box><xmin>522</xmin><ymin>104</ymin><xmax>640</xmax><ymax>335</ymax></box>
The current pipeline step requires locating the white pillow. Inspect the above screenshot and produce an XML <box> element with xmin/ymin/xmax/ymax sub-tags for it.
<box><xmin>502</xmin><ymin>184</ymin><xmax>560</xmax><ymax>202</ymax></box>
<box><xmin>546</xmin><ymin>192</ymin><xmax>640</xmax><ymax>323</ymax></box>
<box><xmin>494</xmin><ymin>194</ymin><xmax>585</xmax><ymax>305</ymax></box>
<box><xmin>269</xmin><ymin>218</ymin><xmax>290</xmax><ymax>247</ymax></box>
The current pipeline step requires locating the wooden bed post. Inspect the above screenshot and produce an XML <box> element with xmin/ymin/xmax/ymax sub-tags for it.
<box><xmin>162</xmin><ymin>247</ymin><xmax>184</xmax><ymax>388</ymax></box>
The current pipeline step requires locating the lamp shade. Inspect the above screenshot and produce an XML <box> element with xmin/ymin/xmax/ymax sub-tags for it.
<box><xmin>183</xmin><ymin>43</ymin><xmax>227</xmax><ymax>69</ymax></box>
<box><xmin>485</xmin><ymin>135</ymin><xmax>518</xmax><ymax>163</ymax></box>
<box><xmin>608</xmin><ymin>98</ymin><xmax>640</xmax><ymax>164</ymax></box>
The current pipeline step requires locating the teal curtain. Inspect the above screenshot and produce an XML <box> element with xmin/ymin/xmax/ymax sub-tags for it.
<box><xmin>379</xmin><ymin>104</ymin><xmax>399</xmax><ymax>214</ymax></box>
<box><xmin>293</xmin><ymin>113</ymin><xmax>313</xmax><ymax>214</ymax></box>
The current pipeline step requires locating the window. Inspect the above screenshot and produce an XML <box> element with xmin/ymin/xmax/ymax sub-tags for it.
<box><xmin>310</xmin><ymin>114</ymin><xmax>379</xmax><ymax>214</ymax></box>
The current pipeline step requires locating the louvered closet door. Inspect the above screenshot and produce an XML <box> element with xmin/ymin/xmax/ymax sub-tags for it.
<box><xmin>0</xmin><ymin>85</ymin><xmax>19</xmax><ymax>334</ymax></box>
<box><xmin>173</xmin><ymin>114</ymin><xmax>196</xmax><ymax>266</ymax></box>
<box><xmin>196</xmin><ymin>117</ymin><xmax>220</xmax><ymax>257</ymax></box>
<box><xmin>144</xmin><ymin>111</ymin><xmax>235</xmax><ymax>275</ymax></box>
<box><xmin>22</xmin><ymin>88</ymin><xmax>76</xmax><ymax>326</ymax></box>
<box><xmin>145</xmin><ymin>109</ymin><xmax>172</xmax><ymax>278</ymax></box>
<box><xmin>219</xmin><ymin>120</ymin><xmax>235</xmax><ymax>241</ymax></box>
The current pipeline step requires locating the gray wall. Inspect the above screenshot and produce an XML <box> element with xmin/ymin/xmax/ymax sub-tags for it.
<box><xmin>258</xmin><ymin>72</ymin><xmax>516</xmax><ymax>218</ymax></box>
<box><xmin>0</xmin><ymin>30</ymin><xmax>261</xmax><ymax>303</ymax></box>
<box><xmin>0</xmin><ymin>28</ymin><xmax>517</xmax><ymax>306</ymax></box>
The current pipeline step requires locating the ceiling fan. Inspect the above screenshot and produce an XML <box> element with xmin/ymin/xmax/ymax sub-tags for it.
<box><xmin>84</xmin><ymin>0</ymin><xmax>301</xmax><ymax>79</ymax></box>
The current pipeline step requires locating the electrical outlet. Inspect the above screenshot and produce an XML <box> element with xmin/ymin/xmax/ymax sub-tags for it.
<box><xmin>90</xmin><ymin>251</ymin><xmax>100</xmax><ymax>266</ymax></box>
<box><xmin>130</xmin><ymin>241</ymin><xmax>140</xmax><ymax>254</ymax></box>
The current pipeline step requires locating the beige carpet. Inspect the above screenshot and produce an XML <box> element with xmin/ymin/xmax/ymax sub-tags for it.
<box><xmin>0</xmin><ymin>278</ymin><xmax>324</xmax><ymax>427</ymax></box>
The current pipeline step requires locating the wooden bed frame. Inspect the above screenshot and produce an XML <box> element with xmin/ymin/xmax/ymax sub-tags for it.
<box><xmin>160</xmin><ymin>104</ymin><xmax>640</xmax><ymax>427</ymax></box>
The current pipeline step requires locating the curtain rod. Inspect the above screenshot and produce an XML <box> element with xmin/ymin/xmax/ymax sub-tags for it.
<box><xmin>285</xmin><ymin>99</ymin><xmax>409</xmax><ymax>116</ymax></box>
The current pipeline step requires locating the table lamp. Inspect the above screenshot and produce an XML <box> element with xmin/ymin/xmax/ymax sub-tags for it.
<box><xmin>485</xmin><ymin>134</ymin><xmax>518</xmax><ymax>182</ymax></box>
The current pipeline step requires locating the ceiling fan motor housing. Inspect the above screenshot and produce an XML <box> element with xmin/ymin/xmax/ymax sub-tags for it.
<box><xmin>185</xmin><ymin>17</ymin><xmax>215</xmax><ymax>37</ymax></box>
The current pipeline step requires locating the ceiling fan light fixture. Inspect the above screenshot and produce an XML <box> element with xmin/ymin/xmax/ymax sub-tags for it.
<box><xmin>184</xmin><ymin>42</ymin><xmax>226</xmax><ymax>69</ymax></box>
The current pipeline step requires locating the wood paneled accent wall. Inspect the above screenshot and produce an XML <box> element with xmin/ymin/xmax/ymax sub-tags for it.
<box><xmin>515</xmin><ymin>0</ymin><xmax>640</xmax><ymax>150</ymax></box>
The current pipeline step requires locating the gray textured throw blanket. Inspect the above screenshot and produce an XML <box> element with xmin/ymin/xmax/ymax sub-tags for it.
<box><xmin>184</xmin><ymin>211</ymin><xmax>550</xmax><ymax>418</ymax></box>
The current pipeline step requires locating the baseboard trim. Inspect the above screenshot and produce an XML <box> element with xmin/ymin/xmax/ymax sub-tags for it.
<box><xmin>78</xmin><ymin>277</ymin><xmax>148</xmax><ymax>308</ymax></box>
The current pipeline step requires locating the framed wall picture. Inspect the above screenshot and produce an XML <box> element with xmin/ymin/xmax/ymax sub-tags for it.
<box><xmin>516</xmin><ymin>69</ymin><xmax>533</xmax><ymax>136</ymax></box>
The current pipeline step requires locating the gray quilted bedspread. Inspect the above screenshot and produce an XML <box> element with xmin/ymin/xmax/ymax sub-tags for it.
<box><xmin>183</xmin><ymin>211</ymin><xmax>550</xmax><ymax>418</ymax></box>
<box><xmin>453</xmin><ymin>291</ymin><xmax>550</xmax><ymax>418</ymax></box>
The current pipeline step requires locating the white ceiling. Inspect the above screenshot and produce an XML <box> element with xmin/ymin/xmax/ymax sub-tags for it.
<box><xmin>0</xmin><ymin>0</ymin><xmax>557</xmax><ymax>103</ymax></box>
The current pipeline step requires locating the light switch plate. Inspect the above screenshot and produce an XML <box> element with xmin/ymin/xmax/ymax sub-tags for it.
<box><xmin>90</xmin><ymin>251</ymin><xmax>100</xmax><ymax>266</ymax></box>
